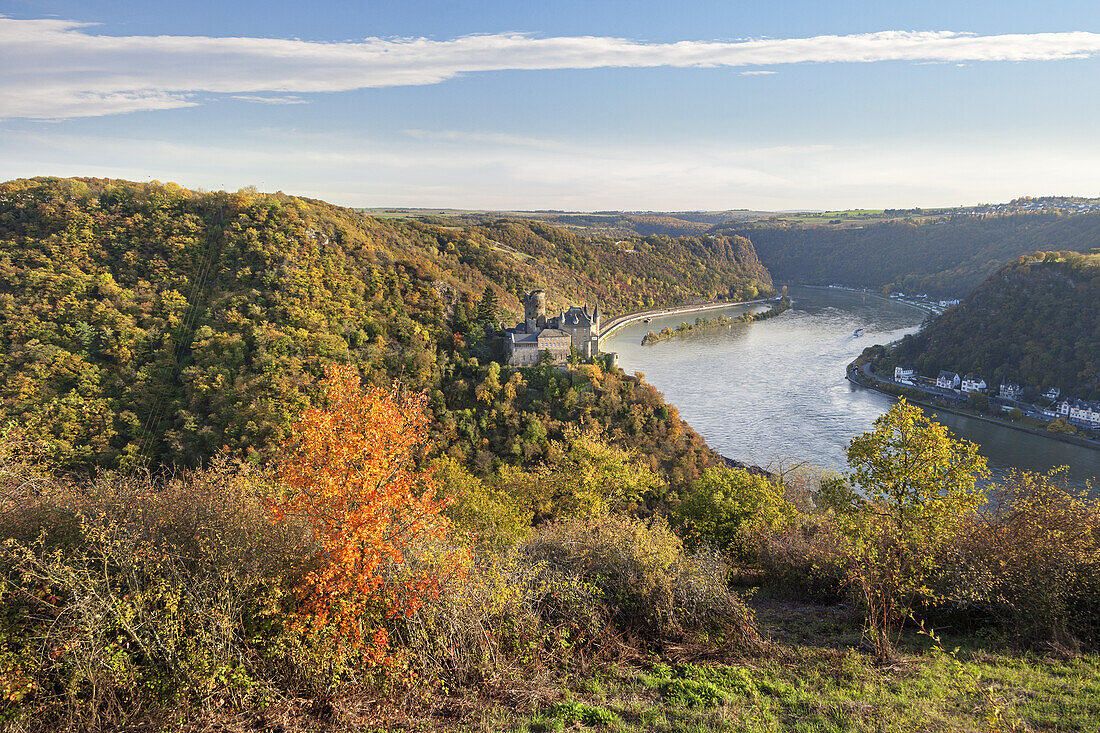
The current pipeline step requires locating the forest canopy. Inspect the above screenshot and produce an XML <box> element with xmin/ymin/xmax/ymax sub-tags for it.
<box><xmin>879</xmin><ymin>251</ymin><xmax>1100</xmax><ymax>400</ymax></box>
<box><xmin>0</xmin><ymin>176</ymin><xmax>770</xmax><ymax>474</ymax></box>
<box><xmin>717</xmin><ymin>212</ymin><xmax>1100</xmax><ymax>298</ymax></box>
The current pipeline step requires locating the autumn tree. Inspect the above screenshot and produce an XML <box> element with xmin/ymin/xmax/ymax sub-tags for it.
<box><xmin>498</xmin><ymin>426</ymin><xmax>663</xmax><ymax>522</ymax></box>
<box><xmin>832</xmin><ymin>399</ymin><xmax>988</xmax><ymax>660</ymax></box>
<box><xmin>272</xmin><ymin>364</ymin><xmax>455</xmax><ymax>666</ymax></box>
<box><xmin>675</xmin><ymin>466</ymin><xmax>793</xmax><ymax>559</ymax></box>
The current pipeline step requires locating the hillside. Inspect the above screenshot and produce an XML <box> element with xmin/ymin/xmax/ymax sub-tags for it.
<box><xmin>0</xmin><ymin>176</ymin><xmax>772</xmax><ymax>473</ymax></box>
<box><xmin>717</xmin><ymin>212</ymin><xmax>1100</xmax><ymax>298</ymax></box>
<box><xmin>880</xmin><ymin>251</ymin><xmax>1100</xmax><ymax>399</ymax></box>
<box><xmin>5</xmin><ymin>179</ymin><xmax>1100</xmax><ymax>733</ymax></box>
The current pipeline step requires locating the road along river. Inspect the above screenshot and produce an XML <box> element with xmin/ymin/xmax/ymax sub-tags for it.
<box><xmin>602</xmin><ymin>285</ymin><xmax>1100</xmax><ymax>491</ymax></box>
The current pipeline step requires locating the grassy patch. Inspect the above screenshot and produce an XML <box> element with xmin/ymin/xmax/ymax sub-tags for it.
<box><xmin>449</xmin><ymin>601</ymin><xmax>1100</xmax><ymax>732</ymax></box>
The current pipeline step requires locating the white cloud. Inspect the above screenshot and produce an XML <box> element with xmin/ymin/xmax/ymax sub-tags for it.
<box><xmin>3</xmin><ymin>17</ymin><xmax>1100</xmax><ymax>119</ymax></box>
<box><xmin>228</xmin><ymin>95</ymin><xmax>309</xmax><ymax>104</ymax></box>
<box><xmin>739</xmin><ymin>70</ymin><xmax>778</xmax><ymax>76</ymax></box>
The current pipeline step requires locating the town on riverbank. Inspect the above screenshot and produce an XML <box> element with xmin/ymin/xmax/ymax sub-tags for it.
<box><xmin>848</xmin><ymin>350</ymin><xmax>1100</xmax><ymax>450</ymax></box>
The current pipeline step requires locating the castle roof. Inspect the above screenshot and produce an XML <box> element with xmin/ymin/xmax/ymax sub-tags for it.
<box><xmin>506</xmin><ymin>329</ymin><xmax>540</xmax><ymax>346</ymax></box>
<box><xmin>561</xmin><ymin>305</ymin><xmax>595</xmax><ymax>326</ymax></box>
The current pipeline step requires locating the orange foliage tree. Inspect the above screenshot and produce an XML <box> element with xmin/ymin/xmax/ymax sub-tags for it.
<box><xmin>271</xmin><ymin>364</ymin><xmax>454</xmax><ymax>664</ymax></box>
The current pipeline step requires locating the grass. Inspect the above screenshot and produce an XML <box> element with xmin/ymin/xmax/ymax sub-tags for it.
<box><xmin>423</xmin><ymin>598</ymin><xmax>1100</xmax><ymax>732</ymax></box>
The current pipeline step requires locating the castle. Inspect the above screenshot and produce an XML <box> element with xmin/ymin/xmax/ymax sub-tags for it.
<box><xmin>504</xmin><ymin>290</ymin><xmax>601</xmax><ymax>366</ymax></box>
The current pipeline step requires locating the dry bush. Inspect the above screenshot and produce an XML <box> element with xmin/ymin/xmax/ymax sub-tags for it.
<box><xmin>0</xmin><ymin>456</ymin><xmax>310</xmax><ymax>731</ymax></box>
<box><xmin>391</xmin><ymin>548</ymin><xmax>608</xmax><ymax>689</ymax></box>
<box><xmin>522</xmin><ymin>514</ymin><xmax>763</xmax><ymax>651</ymax></box>
<box><xmin>752</xmin><ymin>513</ymin><xmax>848</xmax><ymax>602</ymax></box>
<box><xmin>946</xmin><ymin>468</ymin><xmax>1100</xmax><ymax>649</ymax></box>
<box><xmin>391</xmin><ymin>512</ymin><xmax>768</xmax><ymax>692</ymax></box>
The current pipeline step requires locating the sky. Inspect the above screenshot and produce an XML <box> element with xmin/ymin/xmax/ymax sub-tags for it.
<box><xmin>1</xmin><ymin>1</ymin><xmax>1099</xmax><ymax>211</ymax></box>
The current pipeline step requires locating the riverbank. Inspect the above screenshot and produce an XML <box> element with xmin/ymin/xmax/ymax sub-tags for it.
<box><xmin>847</xmin><ymin>356</ymin><xmax>1100</xmax><ymax>452</ymax></box>
<box><xmin>641</xmin><ymin>297</ymin><xmax>791</xmax><ymax>345</ymax></box>
<box><xmin>599</xmin><ymin>295</ymin><xmax>776</xmax><ymax>342</ymax></box>
<box><xmin>789</xmin><ymin>283</ymin><xmax>946</xmax><ymax>316</ymax></box>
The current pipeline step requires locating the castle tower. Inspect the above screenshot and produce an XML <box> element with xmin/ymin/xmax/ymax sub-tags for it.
<box><xmin>524</xmin><ymin>289</ymin><xmax>547</xmax><ymax>331</ymax></box>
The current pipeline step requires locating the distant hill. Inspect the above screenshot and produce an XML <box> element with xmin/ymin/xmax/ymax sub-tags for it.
<box><xmin>717</xmin><ymin>213</ymin><xmax>1100</xmax><ymax>298</ymax></box>
<box><xmin>0</xmin><ymin>177</ymin><xmax>771</xmax><ymax>472</ymax></box>
<box><xmin>878</xmin><ymin>251</ymin><xmax>1100</xmax><ymax>400</ymax></box>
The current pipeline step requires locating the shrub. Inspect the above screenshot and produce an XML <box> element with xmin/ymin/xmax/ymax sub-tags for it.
<box><xmin>947</xmin><ymin>468</ymin><xmax>1100</xmax><ymax>648</ymax></box>
<box><xmin>753</xmin><ymin>513</ymin><xmax>848</xmax><ymax>602</ymax></box>
<box><xmin>437</xmin><ymin>456</ymin><xmax>530</xmax><ymax>551</ymax></box>
<box><xmin>391</xmin><ymin>548</ymin><xmax>607</xmax><ymax>687</ymax></box>
<box><xmin>522</xmin><ymin>514</ymin><xmax>762</xmax><ymax>650</ymax></box>
<box><xmin>496</xmin><ymin>426</ymin><xmax>664</xmax><ymax>523</ymax></box>
<box><xmin>675</xmin><ymin>466</ymin><xmax>793</xmax><ymax>560</ymax></box>
<box><xmin>0</xmin><ymin>457</ymin><xmax>305</xmax><ymax>730</ymax></box>
<box><xmin>271</xmin><ymin>365</ymin><xmax>459</xmax><ymax>669</ymax></box>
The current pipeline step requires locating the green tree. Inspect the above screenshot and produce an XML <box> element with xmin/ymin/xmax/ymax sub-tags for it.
<box><xmin>476</xmin><ymin>285</ymin><xmax>499</xmax><ymax>327</ymax></box>
<box><xmin>967</xmin><ymin>392</ymin><xmax>990</xmax><ymax>412</ymax></box>
<box><xmin>834</xmin><ymin>399</ymin><xmax>988</xmax><ymax>660</ymax></box>
<box><xmin>675</xmin><ymin>466</ymin><xmax>793</xmax><ymax>559</ymax></box>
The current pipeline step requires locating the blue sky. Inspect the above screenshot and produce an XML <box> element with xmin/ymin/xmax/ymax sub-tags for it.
<box><xmin>1</xmin><ymin>1</ymin><xmax>1099</xmax><ymax>210</ymax></box>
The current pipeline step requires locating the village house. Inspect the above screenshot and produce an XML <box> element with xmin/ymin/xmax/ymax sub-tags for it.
<box><xmin>999</xmin><ymin>382</ymin><xmax>1023</xmax><ymax>401</ymax></box>
<box><xmin>961</xmin><ymin>376</ymin><xmax>987</xmax><ymax>394</ymax></box>
<box><xmin>894</xmin><ymin>366</ymin><xmax>916</xmax><ymax>384</ymax></box>
<box><xmin>504</xmin><ymin>289</ymin><xmax>601</xmax><ymax>366</ymax></box>
<box><xmin>1044</xmin><ymin>387</ymin><xmax>1061</xmax><ymax>401</ymax></box>
<box><xmin>936</xmin><ymin>371</ymin><xmax>961</xmax><ymax>390</ymax></box>
<box><xmin>1064</xmin><ymin>399</ymin><xmax>1100</xmax><ymax>428</ymax></box>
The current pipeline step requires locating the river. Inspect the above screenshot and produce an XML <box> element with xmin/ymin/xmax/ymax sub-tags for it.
<box><xmin>603</xmin><ymin>285</ymin><xmax>1100</xmax><ymax>491</ymax></box>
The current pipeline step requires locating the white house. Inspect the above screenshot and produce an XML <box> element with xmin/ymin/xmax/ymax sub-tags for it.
<box><xmin>1067</xmin><ymin>400</ymin><xmax>1100</xmax><ymax>428</ymax></box>
<box><xmin>961</xmin><ymin>376</ymin><xmax>987</xmax><ymax>394</ymax></box>
<box><xmin>999</xmin><ymin>382</ymin><xmax>1023</xmax><ymax>401</ymax></box>
<box><xmin>936</xmin><ymin>371</ymin><xmax>961</xmax><ymax>390</ymax></box>
<box><xmin>1058</xmin><ymin>399</ymin><xmax>1072</xmax><ymax>416</ymax></box>
<box><xmin>1043</xmin><ymin>387</ymin><xmax>1061</xmax><ymax>401</ymax></box>
<box><xmin>894</xmin><ymin>366</ymin><xmax>916</xmax><ymax>384</ymax></box>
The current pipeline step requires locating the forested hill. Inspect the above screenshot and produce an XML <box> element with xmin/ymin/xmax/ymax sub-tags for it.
<box><xmin>716</xmin><ymin>213</ymin><xmax>1100</xmax><ymax>298</ymax></box>
<box><xmin>0</xmin><ymin>176</ymin><xmax>771</xmax><ymax>473</ymax></box>
<box><xmin>882</xmin><ymin>251</ymin><xmax>1100</xmax><ymax>399</ymax></box>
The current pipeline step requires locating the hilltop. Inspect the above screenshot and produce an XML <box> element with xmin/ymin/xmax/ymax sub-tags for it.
<box><xmin>881</xmin><ymin>251</ymin><xmax>1100</xmax><ymax>400</ymax></box>
<box><xmin>368</xmin><ymin>198</ymin><xmax>1100</xmax><ymax>299</ymax></box>
<box><xmin>716</xmin><ymin>212</ymin><xmax>1100</xmax><ymax>298</ymax></box>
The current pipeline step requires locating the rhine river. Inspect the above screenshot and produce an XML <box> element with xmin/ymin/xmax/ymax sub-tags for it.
<box><xmin>603</xmin><ymin>285</ymin><xmax>1100</xmax><ymax>491</ymax></box>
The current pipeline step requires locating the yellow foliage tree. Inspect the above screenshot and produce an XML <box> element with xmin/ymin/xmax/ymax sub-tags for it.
<box><xmin>835</xmin><ymin>399</ymin><xmax>987</xmax><ymax>660</ymax></box>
